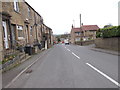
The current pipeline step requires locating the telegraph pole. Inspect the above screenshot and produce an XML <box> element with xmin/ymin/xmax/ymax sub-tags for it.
<box><xmin>80</xmin><ymin>14</ymin><xmax>82</xmax><ymax>46</ymax></box>
<box><xmin>73</xmin><ymin>20</ymin><xmax>75</xmax><ymax>28</ymax></box>
<box><xmin>80</xmin><ymin>14</ymin><xmax>81</xmax><ymax>27</ymax></box>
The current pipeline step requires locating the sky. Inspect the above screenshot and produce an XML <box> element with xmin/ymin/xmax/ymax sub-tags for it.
<box><xmin>25</xmin><ymin>0</ymin><xmax>119</xmax><ymax>35</ymax></box>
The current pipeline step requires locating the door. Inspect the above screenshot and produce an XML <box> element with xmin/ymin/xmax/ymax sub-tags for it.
<box><xmin>2</xmin><ymin>21</ymin><xmax>9</xmax><ymax>49</ymax></box>
<box><xmin>25</xmin><ymin>25</ymin><xmax>29</xmax><ymax>43</ymax></box>
<box><xmin>11</xmin><ymin>24</ymin><xmax>16</xmax><ymax>46</ymax></box>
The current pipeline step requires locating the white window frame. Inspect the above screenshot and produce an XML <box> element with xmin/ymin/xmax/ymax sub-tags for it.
<box><xmin>75</xmin><ymin>32</ymin><xmax>81</xmax><ymax>36</ymax></box>
<box><xmin>30</xmin><ymin>26</ymin><xmax>33</xmax><ymax>36</ymax></box>
<box><xmin>75</xmin><ymin>38</ymin><xmax>80</xmax><ymax>42</ymax></box>
<box><xmin>17</xmin><ymin>25</ymin><xmax>24</xmax><ymax>40</ymax></box>
<box><xmin>14</xmin><ymin>0</ymin><xmax>19</xmax><ymax>12</ymax></box>
<box><xmin>28</xmin><ymin>7</ymin><xmax>31</xmax><ymax>18</ymax></box>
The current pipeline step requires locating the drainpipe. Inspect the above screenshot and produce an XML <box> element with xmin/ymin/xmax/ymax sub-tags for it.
<box><xmin>34</xmin><ymin>13</ymin><xmax>38</xmax><ymax>44</ymax></box>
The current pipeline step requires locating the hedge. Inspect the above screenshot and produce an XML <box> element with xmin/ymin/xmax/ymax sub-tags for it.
<box><xmin>96</xmin><ymin>26</ymin><xmax>120</xmax><ymax>38</ymax></box>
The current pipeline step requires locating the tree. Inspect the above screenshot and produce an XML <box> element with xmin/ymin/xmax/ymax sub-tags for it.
<box><xmin>57</xmin><ymin>38</ymin><xmax>61</xmax><ymax>42</ymax></box>
<box><xmin>104</xmin><ymin>24</ymin><xmax>113</xmax><ymax>28</ymax></box>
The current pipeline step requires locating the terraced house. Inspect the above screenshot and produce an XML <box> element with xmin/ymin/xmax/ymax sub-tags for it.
<box><xmin>0</xmin><ymin>0</ymin><xmax>53</xmax><ymax>61</ymax></box>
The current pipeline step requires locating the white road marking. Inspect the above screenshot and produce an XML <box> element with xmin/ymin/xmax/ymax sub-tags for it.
<box><xmin>72</xmin><ymin>52</ymin><xmax>80</xmax><ymax>59</ymax></box>
<box><xmin>5</xmin><ymin>53</ymin><xmax>45</xmax><ymax>88</ymax></box>
<box><xmin>65</xmin><ymin>47</ymin><xmax>66</xmax><ymax>49</ymax></box>
<box><xmin>86</xmin><ymin>63</ymin><xmax>120</xmax><ymax>87</ymax></box>
<box><xmin>67</xmin><ymin>49</ymin><xmax>71</xmax><ymax>52</ymax></box>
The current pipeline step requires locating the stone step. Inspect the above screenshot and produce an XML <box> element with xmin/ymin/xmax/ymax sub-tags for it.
<box><xmin>19</xmin><ymin>53</ymin><xmax>29</xmax><ymax>61</ymax></box>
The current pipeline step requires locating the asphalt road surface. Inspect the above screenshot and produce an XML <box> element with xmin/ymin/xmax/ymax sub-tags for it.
<box><xmin>5</xmin><ymin>44</ymin><xmax>119</xmax><ymax>88</ymax></box>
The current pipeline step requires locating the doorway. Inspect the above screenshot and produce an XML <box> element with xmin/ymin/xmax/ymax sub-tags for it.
<box><xmin>25</xmin><ymin>25</ymin><xmax>29</xmax><ymax>44</ymax></box>
<box><xmin>2</xmin><ymin>21</ymin><xmax>9</xmax><ymax>49</ymax></box>
<box><xmin>11</xmin><ymin>24</ymin><xmax>16</xmax><ymax>47</ymax></box>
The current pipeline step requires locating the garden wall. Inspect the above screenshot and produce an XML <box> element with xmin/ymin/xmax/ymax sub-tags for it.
<box><xmin>95</xmin><ymin>37</ymin><xmax>120</xmax><ymax>51</ymax></box>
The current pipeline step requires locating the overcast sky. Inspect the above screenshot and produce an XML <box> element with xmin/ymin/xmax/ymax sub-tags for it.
<box><xmin>25</xmin><ymin>0</ymin><xmax>119</xmax><ymax>35</ymax></box>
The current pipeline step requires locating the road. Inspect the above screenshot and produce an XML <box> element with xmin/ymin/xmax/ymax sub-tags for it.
<box><xmin>4</xmin><ymin>44</ymin><xmax>119</xmax><ymax>88</ymax></box>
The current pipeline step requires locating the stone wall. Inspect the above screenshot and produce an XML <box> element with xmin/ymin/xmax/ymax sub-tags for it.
<box><xmin>95</xmin><ymin>38</ymin><xmax>119</xmax><ymax>51</ymax></box>
<box><xmin>75</xmin><ymin>40</ymin><xmax>94</xmax><ymax>46</ymax></box>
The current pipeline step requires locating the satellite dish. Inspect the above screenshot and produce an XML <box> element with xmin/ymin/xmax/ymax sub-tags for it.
<box><xmin>26</xmin><ymin>18</ymin><xmax>28</xmax><ymax>21</ymax></box>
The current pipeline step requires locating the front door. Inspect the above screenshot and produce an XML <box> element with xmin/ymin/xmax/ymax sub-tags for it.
<box><xmin>11</xmin><ymin>24</ymin><xmax>16</xmax><ymax>47</ymax></box>
<box><xmin>2</xmin><ymin>21</ymin><xmax>9</xmax><ymax>49</ymax></box>
<box><xmin>25</xmin><ymin>25</ymin><xmax>29</xmax><ymax>44</ymax></box>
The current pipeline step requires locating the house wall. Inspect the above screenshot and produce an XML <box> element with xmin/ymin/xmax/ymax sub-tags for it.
<box><xmin>2</xmin><ymin>1</ymin><xmax>26</xmax><ymax>47</ymax></box>
<box><xmin>51</xmin><ymin>31</ymin><xmax>54</xmax><ymax>45</ymax></box>
<box><xmin>2</xmin><ymin>1</ymin><xmax>44</xmax><ymax>47</ymax></box>
<box><xmin>2</xmin><ymin>2</ymin><xmax>23</xmax><ymax>25</ymax></box>
<box><xmin>71</xmin><ymin>30</ymin><xmax>83</xmax><ymax>44</ymax></box>
<box><xmin>71</xmin><ymin>29</ymin><xmax>97</xmax><ymax>44</ymax></box>
<box><xmin>0</xmin><ymin>3</ymin><xmax>3</xmax><ymax>60</ymax></box>
<box><xmin>35</xmin><ymin>13</ymin><xmax>42</xmax><ymax>44</ymax></box>
<box><xmin>1</xmin><ymin>1</ymin><xmax>53</xmax><ymax>55</ymax></box>
<box><xmin>70</xmin><ymin>30</ymin><xmax>75</xmax><ymax>44</ymax></box>
<box><xmin>84</xmin><ymin>30</ymin><xmax>97</xmax><ymax>40</ymax></box>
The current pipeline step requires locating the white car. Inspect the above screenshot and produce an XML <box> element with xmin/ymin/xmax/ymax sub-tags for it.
<box><xmin>64</xmin><ymin>39</ymin><xmax>69</xmax><ymax>45</ymax></box>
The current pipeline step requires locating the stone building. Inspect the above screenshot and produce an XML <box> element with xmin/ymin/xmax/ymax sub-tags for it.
<box><xmin>0</xmin><ymin>1</ymin><xmax>3</xmax><ymax>61</ymax></box>
<box><xmin>71</xmin><ymin>27</ymin><xmax>81</xmax><ymax>44</ymax></box>
<box><xmin>0</xmin><ymin>0</ymin><xmax>53</xmax><ymax>60</ymax></box>
<box><xmin>71</xmin><ymin>25</ymin><xmax>99</xmax><ymax>44</ymax></box>
<box><xmin>42</xmin><ymin>24</ymin><xmax>53</xmax><ymax>49</ymax></box>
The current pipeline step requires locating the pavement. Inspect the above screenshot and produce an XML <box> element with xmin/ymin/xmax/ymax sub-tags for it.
<box><xmin>79</xmin><ymin>44</ymin><xmax>119</xmax><ymax>56</ymax></box>
<box><xmin>2</xmin><ymin>44</ymin><xmax>119</xmax><ymax>88</ymax></box>
<box><xmin>2</xmin><ymin>48</ymin><xmax>48</xmax><ymax>88</ymax></box>
<box><xmin>89</xmin><ymin>45</ymin><xmax>119</xmax><ymax>56</ymax></box>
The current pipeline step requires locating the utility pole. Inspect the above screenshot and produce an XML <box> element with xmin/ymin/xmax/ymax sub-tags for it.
<box><xmin>80</xmin><ymin>14</ymin><xmax>82</xmax><ymax>46</ymax></box>
<box><xmin>80</xmin><ymin>14</ymin><xmax>81</xmax><ymax>27</ymax></box>
<box><xmin>73</xmin><ymin>20</ymin><xmax>75</xmax><ymax>28</ymax></box>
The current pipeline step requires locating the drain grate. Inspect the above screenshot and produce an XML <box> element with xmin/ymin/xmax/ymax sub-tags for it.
<box><xmin>26</xmin><ymin>70</ymin><xmax>33</xmax><ymax>74</ymax></box>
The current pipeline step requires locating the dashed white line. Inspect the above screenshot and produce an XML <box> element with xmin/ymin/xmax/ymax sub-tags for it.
<box><xmin>72</xmin><ymin>52</ymin><xmax>80</xmax><ymax>59</ymax></box>
<box><xmin>67</xmin><ymin>49</ymin><xmax>71</xmax><ymax>52</ymax></box>
<box><xmin>86</xmin><ymin>63</ymin><xmax>120</xmax><ymax>87</ymax></box>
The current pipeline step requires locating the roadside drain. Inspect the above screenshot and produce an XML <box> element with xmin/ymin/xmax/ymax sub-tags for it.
<box><xmin>26</xmin><ymin>70</ymin><xmax>33</xmax><ymax>74</ymax></box>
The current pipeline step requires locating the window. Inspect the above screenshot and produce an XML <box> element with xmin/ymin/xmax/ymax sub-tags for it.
<box><xmin>75</xmin><ymin>32</ymin><xmax>81</xmax><ymax>36</ymax></box>
<box><xmin>30</xmin><ymin>26</ymin><xmax>33</xmax><ymax>36</ymax></box>
<box><xmin>75</xmin><ymin>38</ymin><xmax>80</xmax><ymax>41</ymax></box>
<box><xmin>14</xmin><ymin>0</ymin><xmax>19</xmax><ymax>12</ymax></box>
<box><xmin>28</xmin><ymin>7</ymin><xmax>31</xmax><ymax>18</ymax></box>
<box><xmin>17</xmin><ymin>25</ymin><xmax>24</xmax><ymax>39</ymax></box>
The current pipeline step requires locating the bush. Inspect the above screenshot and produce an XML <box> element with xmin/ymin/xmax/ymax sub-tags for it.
<box><xmin>96</xmin><ymin>26</ymin><xmax>120</xmax><ymax>38</ymax></box>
